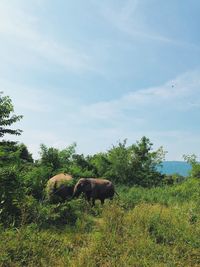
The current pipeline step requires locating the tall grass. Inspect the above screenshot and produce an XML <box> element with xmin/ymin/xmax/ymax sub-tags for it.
<box><xmin>0</xmin><ymin>178</ymin><xmax>199</xmax><ymax>267</ymax></box>
<box><xmin>118</xmin><ymin>178</ymin><xmax>200</xmax><ymax>208</ymax></box>
<box><xmin>71</xmin><ymin>201</ymin><xmax>200</xmax><ymax>267</ymax></box>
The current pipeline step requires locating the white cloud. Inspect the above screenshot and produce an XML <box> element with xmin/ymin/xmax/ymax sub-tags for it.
<box><xmin>77</xmin><ymin>69</ymin><xmax>200</xmax><ymax>122</ymax></box>
<box><xmin>2</xmin><ymin>67</ymin><xmax>200</xmax><ymax>160</ymax></box>
<box><xmin>59</xmin><ymin>69</ymin><xmax>200</xmax><ymax>159</ymax></box>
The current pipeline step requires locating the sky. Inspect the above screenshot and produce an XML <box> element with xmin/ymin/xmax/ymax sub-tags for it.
<box><xmin>0</xmin><ymin>0</ymin><xmax>200</xmax><ymax>160</ymax></box>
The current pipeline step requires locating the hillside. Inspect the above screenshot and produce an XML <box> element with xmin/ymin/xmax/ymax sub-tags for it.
<box><xmin>159</xmin><ymin>161</ymin><xmax>191</xmax><ymax>176</ymax></box>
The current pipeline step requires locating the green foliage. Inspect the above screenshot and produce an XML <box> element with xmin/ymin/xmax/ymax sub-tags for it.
<box><xmin>0</xmin><ymin>142</ymin><xmax>33</xmax><ymax>167</ymax></box>
<box><xmin>22</xmin><ymin>166</ymin><xmax>52</xmax><ymax>200</ymax></box>
<box><xmin>92</xmin><ymin>137</ymin><xmax>165</xmax><ymax>187</ymax></box>
<box><xmin>39</xmin><ymin>143</ymin><xmax>77</xmax><ymax>173</ymax></box>
<box><xmin>0</xmin><ymin>92</ymin><xmax>23</xmax><ymax>138</ymax></box>
<box><xmin>0</xmin><ymin>179</ymin><xmax>199</xmax><ymax>266</ymax></box>
<box><xmin>0</xmin><ymin>166</ymin><xmax>24</xmax><ymax>226</ymax></box>
<box><xmin>17</xmin><ymin>144</ymin><xmax>33</xmax><ymax>163</ymax></box>
<box><xmin>17</xmin><ymin>195</ymin><xmax>91</xmax><ymax>228</ymax></box>
<box><xmin>0</xmin><ymin>225</ymin><xmax>73</xmax><ymax>267</ymax></box>
<box><xmin>38</xmin><ymin>143</ymin><xmax>97</xmax><ymax>178</ymax></box>
<box><xmin>90</xmin><ymin>152</ymin><xmax>109</xmax><ymax>177</ymax></box>
<box><xmin>0</xmin><ymin>92</ymin><xmax>199</xmax><ymax>266</ymax></box>
<box><xmin>39</xmin><ymin>144</ymin><xmax>61</xmax><ymax>171</ymax></box>
<box><xmin>31</xmin><ymin>137</ymin><xmax>165</xmax><ymax>187</ymax></box>
<box><xmin>107</xmin><ymin>139</ymin><xmax>132</xmax><ymax>184</ymax></box>
<box><xmin>162</xmin><ymin>173</ymin><xmax>186</xmax><ymax>185</ymax></box>
<box><xmin>71</xmin><ymin>200</ymin><xmax>200</xmax><ymax>267</ymax></box>
<box><xmin>69</xmin><ymin>154</ymin><xmax>97</xmax><ymax>178</ymax></box>
<box><xmin>184</xmin><ymin>154</ymin><xmax>200</xmax><ymax>179</ymax></box>
<box><xmin>118</xmin><ymin>178</ymin><xmax>200</xmax><ymax>209</ymax></box>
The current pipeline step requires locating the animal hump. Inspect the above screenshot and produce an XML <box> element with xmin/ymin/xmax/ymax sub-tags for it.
<box><xmin>49</xmin><ymin>173</ymin><xmax>73</xmax><ymax>183</ymax></box>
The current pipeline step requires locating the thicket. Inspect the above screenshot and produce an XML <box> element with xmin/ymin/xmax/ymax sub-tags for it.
<box><xmin>0</xmin><ymin>92</ymin><xmax>199</xmax><ymax>266</ymax></box>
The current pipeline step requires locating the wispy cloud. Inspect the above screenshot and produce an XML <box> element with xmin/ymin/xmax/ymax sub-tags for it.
<box><xmin>0</xmin><ymin>1</ymin><xmax>93</xmax><ymax>72</ymax></box>
<box><xmin>5</xmin><ymin>68</ymin><xmax>200</xmax><ymax>160</ymax></box>
<box><xmin>0</xmin><ymin>77</ymin><xmax>81</xmax><ymax>114</ymax></box>
<box><xmin>48</xmin><ymin>68</ymin><xmax>200</xmax><ymax>159</ymax></box>
<box><xmin>78</xmin><ymin>69</ymin><xmax>200</xmax><ymax>123</ymax></box>
<box><xmin>94</xmin><ymin>0</ymin><xmax>200</xmax><ymax>50</ymax></box>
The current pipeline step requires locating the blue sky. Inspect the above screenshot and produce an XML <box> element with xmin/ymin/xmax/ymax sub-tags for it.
<box><xmin>0</xmin><ymin>0</ymin><xmax>200</xmax><ymax>160</ymax></box>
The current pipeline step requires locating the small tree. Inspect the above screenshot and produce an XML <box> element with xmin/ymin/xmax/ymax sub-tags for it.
<box><xmin>0</xmin><ymin>142</ymin><xmax>33</xmax><ymax>167</ymax></box>
<box><xmin>39</xmin><ymin>143</ymin><xmax>77</xmax><ymax>173</ymax></box>
<box><xmin>183</xmin><ymin>154</ymin><xmax>200</xmax><ymax>178</ymax></box>
<box><xmin>90</xmin><ymin>153</ymin><xmax>110</xmax><ymax>177</ymax></box>
<box><xmin>0</xmin><ymin>92</ymin><xmax>23</xmax><ymax>138</ymax></box>
<box><xmin>105</xmin><ymin>137</ymin><xmax>165</xmax><ymax>187</ymax></box>
<box><xmin>130</xmin><ymin>137</ymin><xmax>166</xmax><ymax>187</ymax></box>
<box><xmin>39</xmin><ymin>144</ymin><xmax>61</xmax><ymax>171</ymax></box>
<box><xmin>106</xmin><ymin>139</ymin><xmax>131</xmax><ymax>184</ymax></box>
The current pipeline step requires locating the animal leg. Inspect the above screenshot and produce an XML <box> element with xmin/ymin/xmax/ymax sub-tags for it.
<box><xmin>86</xmin><ymin>195</ymin><xmax>91</xmax><ymax>203</ymax></box>
<box><xmin>92</xmin><ymin>198</ymin><xmax>95</xmax><ymax>206</ymax></box>
<box><xmin>100</xmin><ymin>199</ymin><xmax>105</xmax><ymax>205</ymax></box>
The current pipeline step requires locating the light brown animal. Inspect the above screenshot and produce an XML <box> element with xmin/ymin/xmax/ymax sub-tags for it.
<box><xmin>47</xmin><ymin>173</ymin><xmax>74</xmax><ymax>201</ymax></box>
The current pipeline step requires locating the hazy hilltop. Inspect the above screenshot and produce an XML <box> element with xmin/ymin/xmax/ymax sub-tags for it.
<box><xmin>160</xmin><ymin>161</ymin><xmax>192</xmax><ymax>176</ymax></box>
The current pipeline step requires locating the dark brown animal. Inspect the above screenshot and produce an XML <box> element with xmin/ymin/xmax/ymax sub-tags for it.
<box><xmin>73</xmin><ymin>178</ymin><xmax>117</xmax><ymax>205</ymax></box>
<box><xmin>46</xmin><ymin>173</ymin><xmax>74</xmax><ymax>201</ymax></box>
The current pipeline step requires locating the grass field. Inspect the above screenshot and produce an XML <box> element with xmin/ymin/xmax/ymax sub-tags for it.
<box><xmin>0</xmin><ymin>178</ymin><xmax>199</xmax><ymax>267</ymax></box>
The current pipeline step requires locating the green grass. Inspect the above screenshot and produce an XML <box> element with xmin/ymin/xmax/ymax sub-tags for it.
<box><xmin>0</xmin><ymin>178</ymin><xmax>199</xmax><ymax>267</ymax></box>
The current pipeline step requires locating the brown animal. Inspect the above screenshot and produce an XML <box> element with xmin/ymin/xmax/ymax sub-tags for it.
<box><xmin>73</xmin><ymin>178</ymin><xmax>117</xmax><ymax>205</ymax></box>
<box><xmin>46</xmin><ymin>173</ymin><xmax>74</xmax><ymax>201</ymax></box>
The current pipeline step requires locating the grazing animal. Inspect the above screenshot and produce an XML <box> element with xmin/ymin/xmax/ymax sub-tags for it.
<box><xmin>46</xmin><ymin>173</ymin><xmax>74</xmax><ymax>201</ymax></box>
<box><xmin>73</xmin><ymin>178</ymin><xmax>117</xmax><ymax>205</ymax></box>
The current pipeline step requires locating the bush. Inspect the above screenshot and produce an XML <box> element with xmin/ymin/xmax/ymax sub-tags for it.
<box><xmin>17</xmin><ymin>196</ymin><xmax>94</xmax><ymax>229</ymax></box>
<box><xmin>0</xmin><ymin>167</ymin><xmax>24</xmax><ymax>226</ymax></box>
<box><xmin>22</xmin><ymin>166</ymin><xmax>53</xmax><ymax>200</ymax></box>
<box><xmin>0</xmin><ymin>225</ymin><xmax>73</xmax><ymax>267</ymax></box>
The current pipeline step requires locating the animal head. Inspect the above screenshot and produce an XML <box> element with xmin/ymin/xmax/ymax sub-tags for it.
<box><xmin>73</xmin><ymin>178</ymin><xmax>91</xmax><ymax>197</ymax></box>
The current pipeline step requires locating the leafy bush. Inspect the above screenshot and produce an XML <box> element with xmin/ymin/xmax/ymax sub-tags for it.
<box><xmin>22</xmin><ymin>166</ymin><xmax>53</xmax><ymax>200</ymax></box>
<box><xmin>91</xmin><ymin>137</ymin><xmax>165</xmax><ymax>187</ymax></box>
<box><xmin>17</xmin><ymin>195</ymin><xmax>94</xmax><ymax>229</ymax></box>
<box><xmin>0</xmin><ymin>225</ymin><xmax>73</xmax><ymax>267</ymax></box>
<box><xmin>184</xmin><ymin>154</ymin><xmax>200</xmax><ymax>179</ymax></box>
<box><xmin>0</xmin><ymin>167</ymin><xmax>24</xmax><ymax>226</ymax></box>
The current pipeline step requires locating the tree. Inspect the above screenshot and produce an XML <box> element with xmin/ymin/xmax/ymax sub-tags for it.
<box><xmin>0</xmin><ymin>142</ymin><xmax>33</xmax><ymax>166</ymax></box>
<box><xmin>39</xmin><ymin>143</ymin><xmax>77</xmax><ymax>173</ymax></box>
<box><xmin>17</xmin><ymin>144</ymin><xmax>33</xmax><ymax>163</ymax></box>
<box><xmin>0</xmin><ymin>92</ymin><xmax>23</xmax><ymax>138</ymax></box>
<box><xmin>183</xmin><ymin>154</ymin><xmax>200</xmax><ymax>178</ymax></box>
<box><xmin>104</xmin><ymin>137</ymin><xmax>165</xmax><ymax>187</ymax></box>
<box><xmin>90</xmin><ymin>153</ymin><xmax>110</xmax><ymax>177</ymax></box>
<box><xmin>130</xmin><ymin>137</ymin><xmax>166</xmax><ymax>187</ymax></box>
<box><xmin>39</xmin><ymin>144</ymin><xmax>61</xmax><ymax>171</ymax></box>
<box><xmin>106</xmin><ymin>139</ymin><xmax>131</xmax><ymax>184</ymax></box>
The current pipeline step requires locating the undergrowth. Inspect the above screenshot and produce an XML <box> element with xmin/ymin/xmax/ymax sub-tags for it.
<box><xmin>0</xmin><ymin>178</ymin><xmax>199</xmax><ymax>267</ymax></box>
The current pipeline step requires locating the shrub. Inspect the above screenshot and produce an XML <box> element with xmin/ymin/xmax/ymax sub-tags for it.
<box><xmin>0</xmin><ymin>167</ymin><xmax>24</xmax><ymax>226</ymax></box>
<box><xmin>22</xmin><ymin>166</ymin><xmax>53</xmax><ymax>200</ymax></box>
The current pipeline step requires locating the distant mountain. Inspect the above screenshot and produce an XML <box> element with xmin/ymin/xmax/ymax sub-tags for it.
<box><xmin>158</xmin><ymin>161</ymin><xmax>192</xmax><ymax>177</ymax></box>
